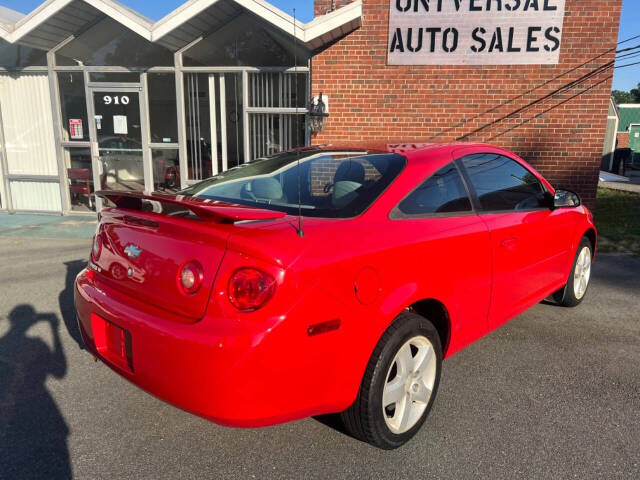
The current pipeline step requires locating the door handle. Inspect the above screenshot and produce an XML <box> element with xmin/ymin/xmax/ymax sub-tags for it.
<box><xmin>500</xmin><ymin>237</ymin><xmax>518</xmax><ymax>250</ymax></box>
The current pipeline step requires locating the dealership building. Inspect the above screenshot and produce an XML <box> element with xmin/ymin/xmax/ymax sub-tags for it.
<box><xmin>0</xmin><ymin>0</ymin><xmax>622</xmax><ymax>214</ymax></box>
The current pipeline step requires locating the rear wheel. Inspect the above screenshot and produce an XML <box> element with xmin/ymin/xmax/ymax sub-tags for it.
<box><xmin>553</xmin><ymin>237</ymin><xmax>593</xmax><ymax>307</ymax></box>
<box><xmin>341</xmin><ymin>312</ymin><xmax>442</xmax><ymax>449</ymax></box>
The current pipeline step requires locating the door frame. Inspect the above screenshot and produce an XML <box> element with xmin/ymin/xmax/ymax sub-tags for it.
<box><xmin>85</xmin><ymin>81</ymin><xmax>150</xmax><ymax>212</ymax></box>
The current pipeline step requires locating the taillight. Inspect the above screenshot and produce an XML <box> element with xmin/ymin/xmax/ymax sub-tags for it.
<box><xmin>92</xmin><ymin>235</ymin><xmax>103</xmax><ymax>262</ymax></box>
<box><xmin>228</xmin><ymin>268</ymin><xmax>276</xmax><ymax>312</ymax></box>
<box><xmin>177</xmin><ymin>260</ymin><xmax>204</xmax><ymax>295</ymax></box>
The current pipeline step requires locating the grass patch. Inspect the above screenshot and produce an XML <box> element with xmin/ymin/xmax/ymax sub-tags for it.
<box><xmin>595</xmin><ymin>187</ymin><xmax>640</xmax><ymax>255</ymax></box>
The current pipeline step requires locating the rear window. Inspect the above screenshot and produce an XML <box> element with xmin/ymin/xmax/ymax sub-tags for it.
<box><xmin>180</xmin><ymin>149</ymin><xmax>406</xmax><ymax>218</ymax></box>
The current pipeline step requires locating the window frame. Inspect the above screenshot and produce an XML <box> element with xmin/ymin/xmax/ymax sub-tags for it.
<box><xmin>456</xmin><ymin>152</ymin><xmax>550</xmax><ymax>215</ymax></box>
<box><xmin>389</xmin><ymin>159</ymin><xmax>476</xmax><ymax>220</ymax></box>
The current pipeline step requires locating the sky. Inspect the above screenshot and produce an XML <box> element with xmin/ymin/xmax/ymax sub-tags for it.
<box><xmin>614</xmin><ymin>0</ymin><xmax>640</xmax><ymax>91</ymax></box>
<box><xmin>1</xmin><ymin>0</ymin><xmax>638</xmax><ymax>91</ymax></box>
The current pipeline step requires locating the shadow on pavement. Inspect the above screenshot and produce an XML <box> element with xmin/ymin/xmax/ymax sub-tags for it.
<box><xmin>59</xmin><ymin>260</ymin><xmax>87</xmax><ymax>350</ymax></box>
<box><xmin>0</xmin><ymin>305</ymin><xmax>72</xmax><ymax>479</ymax></box>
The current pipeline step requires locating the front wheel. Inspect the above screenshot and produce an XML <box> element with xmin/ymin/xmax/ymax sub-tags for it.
<box><xmin>553</xmin><ymin>237</ymin><xmax>593</xmax><ymax>307</ymax></box>
<box><xmin>340</xmin><ymin>312</ymin><xmax>442</xmax><ymax>449</ymax></box>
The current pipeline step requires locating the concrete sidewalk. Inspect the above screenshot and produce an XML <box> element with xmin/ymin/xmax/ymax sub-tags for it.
<box><xmin>599</xmin><ymin>180</ymin><xmax>640</xmax><ymax>194</ymax></box>
<box><xmin>599</xmin><ymin>169</ymin><xmax>640</xmax><ymax>194</ymax></box>
<box><xmin>0</xmin><ymin>213</ymin><xmax>96</xmax><ymax>239</ymax></box>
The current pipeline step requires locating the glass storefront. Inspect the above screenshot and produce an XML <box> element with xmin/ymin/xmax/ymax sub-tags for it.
<box><xmin>0</xmin><ymin>2</ymin><xmax>316</xmax><ymax>214</ymax></box>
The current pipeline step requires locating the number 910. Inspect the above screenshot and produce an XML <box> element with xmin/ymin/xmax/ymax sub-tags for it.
<box><xmin>103</xmin><ymin>95</ymin><xmax>130</xmax><ymax>105</ymax></box>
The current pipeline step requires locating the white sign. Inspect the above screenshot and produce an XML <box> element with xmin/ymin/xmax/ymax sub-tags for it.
<box><xmin>113</xmin><ymin>115</ymin><xmax>128</xmax><ymax>135</ymax></box>
<box><xmin>69</xmin><ymin>119</ymin><xmax>83</xmax><ymax>140</ymax></box>
<box><xmin>388</xmin><ymin>0</ymin><xmax>566</xmax><ymax>65</ymax></box>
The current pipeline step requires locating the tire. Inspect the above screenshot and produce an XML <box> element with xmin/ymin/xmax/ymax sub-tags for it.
<box><xmin>340</xmin><ymin>311</ymin><xmax>442</xmax><ymax>449</ymax></box>
<box><xmin>553</xmin><ymin>237</ymin><xmax>593</xmax><ymax>307</ymax></box>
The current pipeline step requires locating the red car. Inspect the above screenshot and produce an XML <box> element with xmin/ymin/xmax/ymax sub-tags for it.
<box><xmin>75</xmin><ymin>143</ymin><xmax>596</xmax><ymax>449</ymax></box>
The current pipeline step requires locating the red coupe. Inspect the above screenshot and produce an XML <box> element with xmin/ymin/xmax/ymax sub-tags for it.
<box><xmin>75</xmin><ymin>143</ymin><xmax>596</xmax><ymax>449</ymax></box>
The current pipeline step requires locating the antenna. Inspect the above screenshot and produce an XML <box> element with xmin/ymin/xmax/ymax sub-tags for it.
<box><xmin>293</xmin><ymin>8</ymin><xmax>305</xmax><ymax>238</ymax></box>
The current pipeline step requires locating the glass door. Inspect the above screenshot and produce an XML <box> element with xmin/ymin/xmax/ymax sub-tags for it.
<box><xmin>88</xmin><ymin>87</ymin><xmax>148</xmax><ymax>208</ymax></box>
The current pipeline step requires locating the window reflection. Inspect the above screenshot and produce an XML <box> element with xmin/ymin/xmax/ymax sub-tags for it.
<box><xmin>64</xmin><ymin>148</ymin><xmax>96</xmax><ymax>212</ymax></box>
<box><xmin>0</xmin><ymin>40</ymin><xmax>47</xmax><ymax>68</ymax></box>
<box><xmin>183</xmin><ymin>14</ymin><xmax>310</xmax><ymax>67</ymax></box>
<box><xmin>152</xmin><ymin>149</ymin><xmax>180</xmax><ymax>193</ymax></box>
<box><xmin>56</xmin><ymin>18</ymin><xmax>173</xmax><ymax>67</ymax></box>
<box><xmin>148</xmin><ymin>74</ymin><xmax>178</xmax><ymax>144</ymax></box>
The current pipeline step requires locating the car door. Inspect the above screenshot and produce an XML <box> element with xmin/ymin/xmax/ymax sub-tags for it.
<box><xmin>456</xmin><ymin>151</ymin><xmax>575</xmax><ymax>329</ymax></box>
<box><xmin>389</xmin><ymin>160</ymin><xmax>492</xmax><ymax>353</ymax></box>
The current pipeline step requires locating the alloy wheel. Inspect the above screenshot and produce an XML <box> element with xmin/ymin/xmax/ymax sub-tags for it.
<box><xmin>382</xmin><ymin>336</ymin><xmax>437</xmax><ymax>434</ymax></box>
<box><xmin>573</xmin><ymin>246</ymin><xmax>592</xmax><ymax>300</ymax></box>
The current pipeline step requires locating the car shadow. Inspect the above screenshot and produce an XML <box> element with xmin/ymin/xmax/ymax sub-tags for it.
<box><xmin>0</xmin><ymin>305</ymin><xmax>72</xmax><ymax>479</ymax></box>
<box><xmin>59</xmin><ymin>260</ymin><xmax>87</xmax><ymax>350</ymax></box>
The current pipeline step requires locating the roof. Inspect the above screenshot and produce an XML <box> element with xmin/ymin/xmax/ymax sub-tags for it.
<box><xmin>315</xmin><ymin>141</ymin><xmax>499</xmax><ymax>157</ymax></box>
<box><xmin>0</xmin><ymin>0</ymin><xmax>362</xmax><ymax>52</ymax></box>
<box><xmin>617</xmin><ymin>104</ymin><xmax>640</xmax><ymax>132</ymax></box>
<box><xmin>0</xmin><ymin>6</ymin><xmax>25</xmax><ymax>24</ymax></box>
<box><xmin>0</xmin><ymin>5</ymin><xmax>24</xmax><ymax>32</ymax></box>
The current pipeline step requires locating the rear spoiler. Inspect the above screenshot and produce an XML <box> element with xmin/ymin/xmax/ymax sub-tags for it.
<box><xmin>96</xmin><ymin>191</ymin><xmax>287</xmax><ymax>223</ymax></box>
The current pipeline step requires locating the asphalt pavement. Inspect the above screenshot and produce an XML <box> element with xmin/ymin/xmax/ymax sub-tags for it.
<box><xmin>0</xmin><ymin>233</ymin><xmax>638</xmax><ymax>480</ymax></box>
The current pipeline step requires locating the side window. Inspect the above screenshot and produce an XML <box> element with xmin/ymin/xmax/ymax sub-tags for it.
<box><xmin>397</xmin><ymin>162</ymin><xmax>472</xmax><ymax>215</ymax></box>
<box><xmin>461</xmin><ymin>154</ymin><xmax>545</xmax><ymax>212</ymax></box>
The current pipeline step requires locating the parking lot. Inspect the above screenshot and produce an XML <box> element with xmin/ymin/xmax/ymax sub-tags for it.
<box><xmin>0</xmin><ymin>228</ymin><xmax>639</xmax><ymax>480</ymax></box>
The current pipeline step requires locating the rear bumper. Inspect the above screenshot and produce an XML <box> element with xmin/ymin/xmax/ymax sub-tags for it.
<box><xmin>74</xmin><ymin>268</ymin><xmax>347</xmax><ymax>427</ymax></box>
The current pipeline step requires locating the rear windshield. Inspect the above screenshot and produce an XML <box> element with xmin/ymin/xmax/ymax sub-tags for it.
<box><xmin>180</xmin><ymin>149</ymin><xmax>407</xmax><ymax>218</ymax></box>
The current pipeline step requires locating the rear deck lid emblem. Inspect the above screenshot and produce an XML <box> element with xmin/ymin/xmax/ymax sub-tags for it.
<box><xmin>124</xmin><ymin>244</ymin><xmax>142</xmax><ymax>259</ymax></box>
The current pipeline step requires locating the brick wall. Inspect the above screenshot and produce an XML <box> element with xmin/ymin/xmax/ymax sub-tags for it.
<box><xmin>617</xmin><ymin>132</ymin><xmax>629</xmax><ymax>149</ymax></box>
<box><xmin>311</xmin><ymin>0</ymin><xmax>623</xmax><ymax>208</ymax></box>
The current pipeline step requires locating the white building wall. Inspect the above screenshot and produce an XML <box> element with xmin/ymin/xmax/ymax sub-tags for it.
<box><xmin>0</xmin><ymin>72</ymin><xmax>61</xmax><ymax>212</ymax></box>
<box><xmin>0</xmin><ymin>73</ymin><xmax>58</xmax><ymax>175</ymax></box>
<box><xmin>9</xmin><ymin>180</ymin><xmax>61</xmax><ymax>211</ymax></box>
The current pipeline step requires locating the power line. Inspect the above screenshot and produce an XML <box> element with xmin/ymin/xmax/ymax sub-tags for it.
<box><xmin>616</xmin><ymin>45</ymin><xmax>640</xmax><ymax>59</ymax></box>
<box><xmin>616</xmin><ymin>59</ymin><xmax>640</xmax><ymax>70</ymax></box>
<box><xmin>617</xmin><ymin>34</ymin><xmax>640</xmax><ymax>46</ymax></box>
<box><xmin>615</xmin><ymin>51</ymin><xmax>640</xmax><ymax>62</ymax></box>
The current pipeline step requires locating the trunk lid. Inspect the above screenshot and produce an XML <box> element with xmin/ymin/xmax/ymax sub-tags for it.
<box><xmin>92</xmin><ymin>192</ymin><xmax>286</xmax><ymax>321</ymax></box>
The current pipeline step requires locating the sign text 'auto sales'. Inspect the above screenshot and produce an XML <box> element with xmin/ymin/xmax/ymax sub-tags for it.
<box><xmin>388</xmin><ymin>0</ymin><xmax>567</xmax><ymax>65</ymax></box>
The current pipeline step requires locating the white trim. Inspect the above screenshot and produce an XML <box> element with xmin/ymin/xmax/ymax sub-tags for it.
<box><xmin>209</xmin><ymin>74</ymin><xmax>219</xmax><ymax>176</ymax></box>
<box><xmin>219</xmin><ymin>74</ymin><xmax>228</xmax><ymax>172</ymax></box>
<box><xmin>304</xmin><ymin>1</ymin><xmax>362</xmax><ymax>45</ymax></box>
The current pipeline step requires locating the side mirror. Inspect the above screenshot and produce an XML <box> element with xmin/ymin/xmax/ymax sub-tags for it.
<box><xmin>554</xmin><ymin>189</ymin><xmax>581</xmax><ymax>208</ymax></box>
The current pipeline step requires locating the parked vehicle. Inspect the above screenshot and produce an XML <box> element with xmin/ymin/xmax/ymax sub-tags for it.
<box><xmin>75</xmin><ymin>143</ymin><xmax>596</xmax><ymax>449</ymax></box>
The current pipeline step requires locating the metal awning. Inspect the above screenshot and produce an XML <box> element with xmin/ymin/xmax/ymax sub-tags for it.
<box><xmin>1</xmin><ymin>0</ymin><xmax>153</xmax><ymax>50</ymax></box>
<box><xmin>0</xmin><ymin>0</ymin><xmax>362</xmax><ymax>53</ymax></box>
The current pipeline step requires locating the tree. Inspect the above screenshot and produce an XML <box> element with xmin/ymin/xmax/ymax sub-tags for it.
<box><xmin>612</xmin><ymin>82</ymin><xmax>640</xmax><ymax>105</ymax></box>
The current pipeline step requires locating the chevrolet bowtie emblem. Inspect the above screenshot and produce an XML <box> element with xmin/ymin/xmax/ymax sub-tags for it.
<box><xmin>124</xmin><ymin>244</ymin><xmax>142</xmax><ymax>259</ymax></box>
